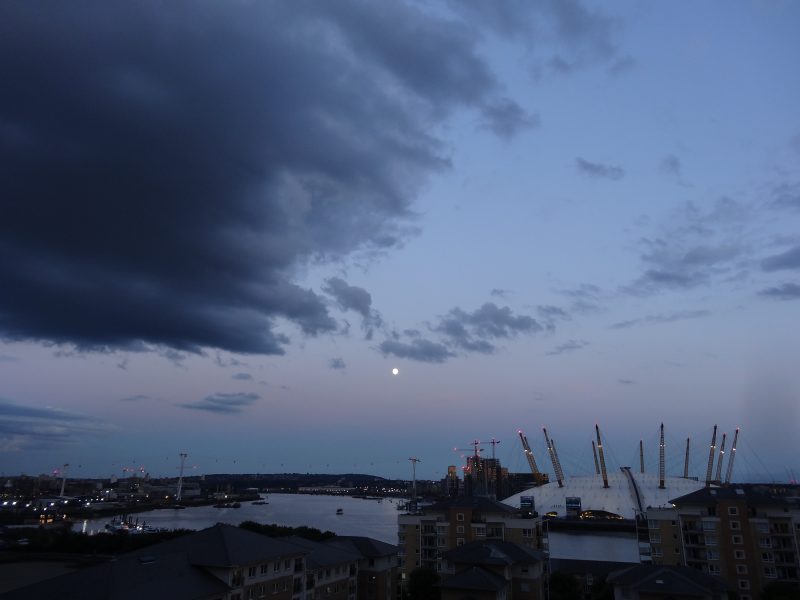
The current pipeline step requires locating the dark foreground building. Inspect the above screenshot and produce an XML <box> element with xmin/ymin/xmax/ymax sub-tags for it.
<box><xmin>0</xmin><ymin>524</ymin><xmax>397</xmax><ymax>600</ymax></box>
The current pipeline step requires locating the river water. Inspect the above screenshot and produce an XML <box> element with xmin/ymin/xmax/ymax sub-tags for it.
<box><xmin>72</xmin><ymin>494</ymin><xmax>401</xmax><ymax>544</ymax></box>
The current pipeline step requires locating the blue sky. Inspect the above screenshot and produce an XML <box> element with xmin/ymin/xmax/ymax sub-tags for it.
<box><xmin>1</xmin><ymin>1</ymin><xmax>798</xmax><ymax>482</ymax></box>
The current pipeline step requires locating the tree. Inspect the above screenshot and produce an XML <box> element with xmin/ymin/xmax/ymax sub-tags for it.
<box><xmin>407</xmin><ymin>567</ymin><xmax>440</xmax><ymax>600</ymax></box>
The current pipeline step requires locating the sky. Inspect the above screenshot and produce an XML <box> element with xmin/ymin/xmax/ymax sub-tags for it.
<box><xmin>1</xmin><ymin>1</ymin><xmax>799</xmax><ymax>483</ymax></box>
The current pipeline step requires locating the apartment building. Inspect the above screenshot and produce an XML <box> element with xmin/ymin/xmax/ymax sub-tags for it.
<box><xmin>646</xmin><ymin>507</ymin><xmax>685</xmax><ymax>566</ymax></box>
<box><xmin>397</xmin><ymin>496</ymin><xmax>539</xmax><ymax>584</ymax></box>
<box><xmin>670</xmin><ymin>485</ymin><xmax>800</xmax><ymax>600</ymax></box>
<box><xmin>0</xmin><ymin>524</ymin><xmax>398</xmax><ymax>600</ymax></box>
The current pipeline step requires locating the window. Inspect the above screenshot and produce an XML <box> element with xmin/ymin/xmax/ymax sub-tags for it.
<box><xmin>248</xmin><ymin>567</ymin><xmax>256</xmax><ymax>577</ymax></box>
<box><xmin>285</xmin><ymin>559</ymin><xmax>291</xmax><ymax>570</ymax></box>
<box><xmin>738</xmin><ymin>580</ymin><xmax>750</xmax><ymax>591</ymax></box>
<box><xmin>652</xmin><ymin>546</ymin><xmax>662</xmax><ymax>557</ymax></box>
<box><xmin>764</xmin><ymin>566</ymin><xmax>777</xmax><ymax>579</ymax></box>
<box><xmin>650</xmin><ymin>532</ymin><xmax>662</xmax><ymax>543</ymax></box>
<box><xmin>648</xmin><ymin>520</ymin><xmax>658</xmax><ymax>529</ymax></box>
<box><xmin>456</xmin><ymin>538</ymin><xmax>464</xmax><ymax>546</ymax></box>
<box><xmin>734</xmin><ymin>550</ymin><xmax>746</xmax><ymax>560</ymax></box>
<box><xmin>705</xmin><ymin>535</ymin><xmax>718</xmax><ymax>546</ymax></box>
<box><xmin>456</xmin><ymin>513</ymin><xmax>464</xmax><ymax>522</ymax></box>
<box><xmin>760</xmin><ymin>537</ymin><xmax>772</xmax><ymax>548</ymax></box>
<box><xmin>762</xmin><ymin>552</ymin><xmax>774</xmax><ymax>562</ymax></box>
<box><xmin>474</xmin><ymin>527</ymin><xmax>485</xmax><ymax>537</ymax></box>
<box><xmin>728</xmin><ymin>506</ymin><xmax>739</xmax><ymax>516</ymax></box>
<box><xmin>261</xmin><ymin>564</ymin><xmax>268</xmax><ymax>575</ymax></box>
<box><xmin>274</xmin><ymin>562</ymin><xmax>280</xmax><ymax>573</ymax></box>
<box><xmin>708</xmin><ymin>564</ymin><xmax>720</xmax><ymax>575</ymax></box>
<box><xmin>456</xmin><ymin>525</ymin><xmax>464</xmax><ymax>533</ymax></box>
<box><xmin>736</xmin><ymin>565</ymin><xmax>748</xmax><ymax>575</ymax></box>
<box><xmin>707</xmin><ymin>549</ymin><xmax>719</xmax><ymax>560</ymax></box>
<box><xmin>522</xmin><ymin>528</ymin><xmax>532</xmax><ymax>538</ymax></box>
<box><xmin>730</xmin><ymin>520</ymin><xmax>741</xmax><ymax>530</ymax></box>
<box><xmin>272</xmin><ymin>583</ymin><xmax>278</xmax><ymax>594</ymax></box>
<box><xmin>756</xmin><ymin>522</ymin><xmax>769</xmax><ymax>533</ymax></box>
<box><xmin>732</xmin><ymin>535</ymin><xmax>743</xmax><ymax>545</ymax></box>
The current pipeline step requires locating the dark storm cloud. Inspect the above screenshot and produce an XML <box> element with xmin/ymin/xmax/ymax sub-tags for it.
<box><xmin>575</xmin><ymin>157</ymin><xmax>625</xmax><ymax>180</ymax></box>
<box><xmin>0</xmin><ymin>397</ymin><xmax>107</xmax><ymax>451</ymax></box>
<box><xmin>178</xmin><ymin>392</ymin><xmax>259</xmax><ymax>415</ymax></box>
<box><xmin>545</xmin><ymin>339</ymin><xmax>588</xmax><ymax>356</ymax></box>
<box><xmin>0</xmin><ymin>1</ymin><xmax>520</xmax><ymax>355</ymax></box>
<box><xmin>231</xmin><ymin>373</ymin><xmax>253</xmax><ymax>381</ymax></box>
<box><xmin>379</xmin><ymin>339</ymin><xmax>455</xmax><ymax>364</ymax></box>
<box><xmin>758</xmin><ymin>282</ymin><xmax>800</xmax><ymax>300</ymax></box>
<box><xmin>610</xmin><ymin>309</ymin><xmax>710</xmax><ymax>330</ymax></box>
<box><xmin>329</xmin><ymin>357</ymin><xmax>346</xmax><ymax>371</ymax></box>
<box><xmin>761</xmin><ymin>245</ymin><xmax>800</xmax><ymax>271</ymax></box>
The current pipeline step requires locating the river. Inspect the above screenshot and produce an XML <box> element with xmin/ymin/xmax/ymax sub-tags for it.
<box><xmin>72</xmin><ymin>494</ymin><xmax>401</xmax><ymax>544</ymax></box>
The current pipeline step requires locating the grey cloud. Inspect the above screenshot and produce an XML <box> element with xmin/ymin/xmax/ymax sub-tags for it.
<box><xmin>575</xmin><ymin>157</ymin><xmax>625</xmax><ymax>180</ymax></box>
<box><xmin>323</xmin><ymin>278</ymin><xmax>373</xmax><ymax>318</ymax></box>
<box><xmin>607</xmin><ymin>55</ymin><xmax>636</xmax><ymax>76</ymax></box>
<box><xmin>0</xmin><ymin>1</ymin><xmax>520</xmax><ymax>356</ymax></box>
<box><xmin>610</xmin><ymin>309</ymin><xmax>711</xmax><ymax>329</ymax></box>
<box><xmin>379</xmin><ymin>339</ymin><xmax>455</xmax><ymax>364</ymax></box>
<box><xmin>546</xmin><ymin>339</ymin><xmax>588</xmax><ymax>356</ymax></box>
<box><xmin>0</xmin><ymin>397</ymin><xmax>107</xmax><ymax>451</ymax></box>
<box><xmin>771</xmin><ymin>182</ymin><xmax>800</xmax><ymax>211</ymax></box>
<box><xmin>329</xmin><ymin>357</ymin><xmax>346</xmax><ymax>370</ymax></box>
<box><xmin>480</xmin><ymin>98</ymin><xmax>539</xmax><ymax>139</ymax></box>
<box><xmin>758</xmin><ymin>282</ymin><xmax>800</xmax><ymax>300</ymax></box>
<box><xmin>435</xmin><ymin>303</ymin><xmax>543</xmax><ymax>353</ymax></box>
<box><xmin>618</xmin><ymin>379</ymin><xmax>636</xmax><ymax>385</ymax></box>
<box><xmin>624</xmin><ymin>199</ymin><xmax>752</xmax><ymax>295</ymax></box>
<box><xmin>660</xmin><ymin>154</ymin><xmax>681</xmax><ymax>177</ymax></box>
<box><xmin>178</xmin><ymin>392</ymin><xmax>260</xmax><ymax>415</ymax></box>
<box><xmin>231</xmin><ymin>372</ymin><xmax>253</xmax><ymax>381</ymax></box>
<box><xmin>557</xmin><ymin>283</ymin><xmax>603</xmax><ymax>313</ymax></box>
<box><xmin>537</xmin><ymin>305</ymin><xmax>569</xmax><ymax>320</ymax></box>
<box><xmin>761</xmin><ymin>245</ymin><xmax>800</xmax><ymax>271</ymax></box>
<box><xmin>120</xmin><ymin>394</ymin><xmax>149</xmax><ymax>402</ymax></box>
<box><xmin>322</xmin><ymin>277</ymin><xmax>383</xmax><ymax>339</ymax></box>
<box><xmin>0</xmin><ymin>354</ymin><xmax>19</xmax><ymax>362</ymax></box>
<box><xmin>490</xmin><ymin>288</ymin><xmax>510</xmax><ymax>298</ymax></box>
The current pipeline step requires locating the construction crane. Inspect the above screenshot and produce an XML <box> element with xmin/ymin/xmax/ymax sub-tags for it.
<box><xmin>176</xmin><ymin>452</ymin><xmax>188</xmax><ymax>503</ymax></box>
<box><xmin>724</xmin><ymin>428</ymin><xmax>740</xmax><ymax>484</ymax></box>
<box><xmin>487</xmin><ymin>437</ymin><xmax>501</xmax><ymax>459</ymax></box>
<box><xmin>518</xmin><ymin>430</ymin><xmax>540</xmax><ymax>475</ymax></box>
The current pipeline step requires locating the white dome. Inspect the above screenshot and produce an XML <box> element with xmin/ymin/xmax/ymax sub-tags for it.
<box><xmin>503</xmin><ymin>471</ymin><xmax>706</xmax><ymax>519</ymax></box>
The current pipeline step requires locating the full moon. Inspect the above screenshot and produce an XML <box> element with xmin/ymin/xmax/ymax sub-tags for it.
<box><xmin>392</xmin><ymin>368</ymin><xmax>399</xmax><ymax>376</ymax></box>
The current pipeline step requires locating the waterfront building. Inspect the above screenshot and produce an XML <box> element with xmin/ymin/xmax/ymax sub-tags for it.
<box><xmin>670</xmin><ymin>484</ymin><xmax>800</xmax><ymax>600</ymax></box>
<box><xmin>397</xmin><ymin>496</ymin><xmax>539</xmax><ymax>586</ymax></box>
